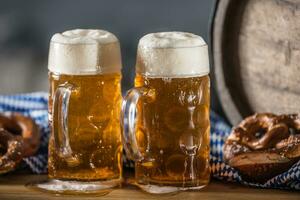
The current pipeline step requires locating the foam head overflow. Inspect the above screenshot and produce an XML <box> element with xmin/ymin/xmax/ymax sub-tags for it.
<box><xmin>48</xmin><ymin>29</ymin><xmax>122</xmax><ymax>75</ymax></box>
<box><xmin>136</xmin><ymin>32</ymin><xmax>209</xmax><ymax>77</ymax></box>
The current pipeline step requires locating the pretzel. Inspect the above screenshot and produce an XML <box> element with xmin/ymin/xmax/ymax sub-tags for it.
<box><xmin>224</xmin><ymin>113</ymin><xmax>300</xmax><ymax>183</ymax></box>
<box><xmin>0</xmin><ymin>113</ymin><xmax>40</xmax><ymax>174</ymax></box>
<box><xmin>0</xmin><ymin>128</ymin><xmax>24</xmax><ymax>173</ymax></box>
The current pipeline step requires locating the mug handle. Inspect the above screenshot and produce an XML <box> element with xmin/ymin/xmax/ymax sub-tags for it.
<box><xmin>53</xmin><ymin>83</ymin><xmax>79</xmax><ymax>166</ymax></box>
<box><xmin>121</xmin><ymin>87</ymin><xmax>154</xmax><ymax>161</ymax></box>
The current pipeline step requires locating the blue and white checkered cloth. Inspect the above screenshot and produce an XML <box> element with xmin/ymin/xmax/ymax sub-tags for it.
<box><xmin>0</xmin><ymin>92</ymin><xmax>49</xmax><ymax>174</ymax></box>
<box><xmin>0</xmin><ymin>92</ymin><xmax>299</xmax><ymax>190</ymax></box>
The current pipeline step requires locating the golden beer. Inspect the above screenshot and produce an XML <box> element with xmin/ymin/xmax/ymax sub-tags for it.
<box><xmin>43</xmin><ymin>29</ymin><xmax>123</xmax><ymax>194</ymax></box>
<box><xmin>48</xmin><ymin>72</ymin><xmax>122</xmax><ymax>180</ymax></box>
<box><xmin>122</xmin><ymin>32</ymin><xmax>211</xmax><ymax>193</ymax></box>
<box><xmin>134</xmin><ymin>74</ymin><xmax>210</xmax><ymax>187</ymax></box>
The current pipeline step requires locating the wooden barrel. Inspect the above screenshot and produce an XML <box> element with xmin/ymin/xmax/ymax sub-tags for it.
<box><xmin>210</xmin><ymin>0</ymin><xmax>300</xmax><ymax>125</ymax></box>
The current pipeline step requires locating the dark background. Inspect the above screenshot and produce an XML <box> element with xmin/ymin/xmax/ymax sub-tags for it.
<box><xmin>0</xmin><ymin>0</ymin><xmax>223</xmax><ymax>115</ymax></box>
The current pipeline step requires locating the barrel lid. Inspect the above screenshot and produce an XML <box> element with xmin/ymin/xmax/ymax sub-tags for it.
<box><xmin>211</xmin><ymin>0</ymin><xmax>300</xmax><ymax>125</ymax></box>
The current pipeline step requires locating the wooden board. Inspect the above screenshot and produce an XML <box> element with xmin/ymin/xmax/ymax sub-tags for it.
<box><xmin>211</xmin><ymin>0</ymin><xmax>300</xmax><ymax>125</ymax></box>
<box><xmin>0</xmin><ymin>175</ymin><xmax>299</xmax><ymax>200</ymax></box>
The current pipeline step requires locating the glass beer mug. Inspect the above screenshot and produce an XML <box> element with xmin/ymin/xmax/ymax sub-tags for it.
<box><xmin>45</xmin><ymin>29</ymin><xmax>122</xmax><ymax>194</ymax></box>
<box><xmin>121</xmin><ymin>32</ymin><xmax>210</xmax><ymax>193</ymax></box>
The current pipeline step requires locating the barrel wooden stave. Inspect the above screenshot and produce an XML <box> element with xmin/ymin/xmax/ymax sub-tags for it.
<box><xmin>211</xmin><ymin>0</ymin><xmax>300</xmax><ymax>125</ymax></box>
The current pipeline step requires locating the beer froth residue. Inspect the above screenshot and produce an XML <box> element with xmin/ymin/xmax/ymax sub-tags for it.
<box><xmin>136</xmin><ymin>32</ymin><xmax>210</xmax><ymax>78</ymax></box>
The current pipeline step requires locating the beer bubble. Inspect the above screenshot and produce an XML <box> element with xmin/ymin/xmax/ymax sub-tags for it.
<box><xmin>162</xmin><ymin>77</ymin><xmax>172</xmax><ymax>83</ymax></box>
<box><xmin>89</xmin><ymin>149</ymin><xmax>106</xmax><ymax>170</ymax></box>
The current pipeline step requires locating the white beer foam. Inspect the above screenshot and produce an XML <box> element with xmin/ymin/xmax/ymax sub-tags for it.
<box><xmin>48</xmin><ymin>29</ymin><xmax>122</xmax><ymax>75</ymax></box>
<box><xmin>136</xmin><ymin>32</ymin><xmax>209</xmax><ymax>77</ymax></box>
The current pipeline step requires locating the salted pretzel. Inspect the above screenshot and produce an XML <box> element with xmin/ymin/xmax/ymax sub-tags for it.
<box><xmin>0</xmin><ymin>113</ymin><xmax>40</xmax><ymax>173</ymax></box>
<box><xmin>224</xmin><ymin>113</ymin><xmax>300</xmax><ymax>183</ymax></box>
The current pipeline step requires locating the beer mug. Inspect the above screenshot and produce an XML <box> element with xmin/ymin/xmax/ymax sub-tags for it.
<box><xmin>121</xmin><ymin>32</ymin><xmax>210</xmax><ymax>193</ymax></box>
<box><xmin>46</xmin><ymin>29</ymin><xmax>122</xmax><ymax>194</ymax></box>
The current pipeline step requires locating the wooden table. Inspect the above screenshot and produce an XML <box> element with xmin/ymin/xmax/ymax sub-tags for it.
<box><xmin>0</xmin><ymin>175</ymin><xmax>299</xmax><ymax>200</ymax></box>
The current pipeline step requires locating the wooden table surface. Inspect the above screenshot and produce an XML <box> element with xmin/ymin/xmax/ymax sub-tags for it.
<box><xmin>0</xmin><ymin>175</ymin><xmax>299</xmax><ymax>200</ymax></box>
